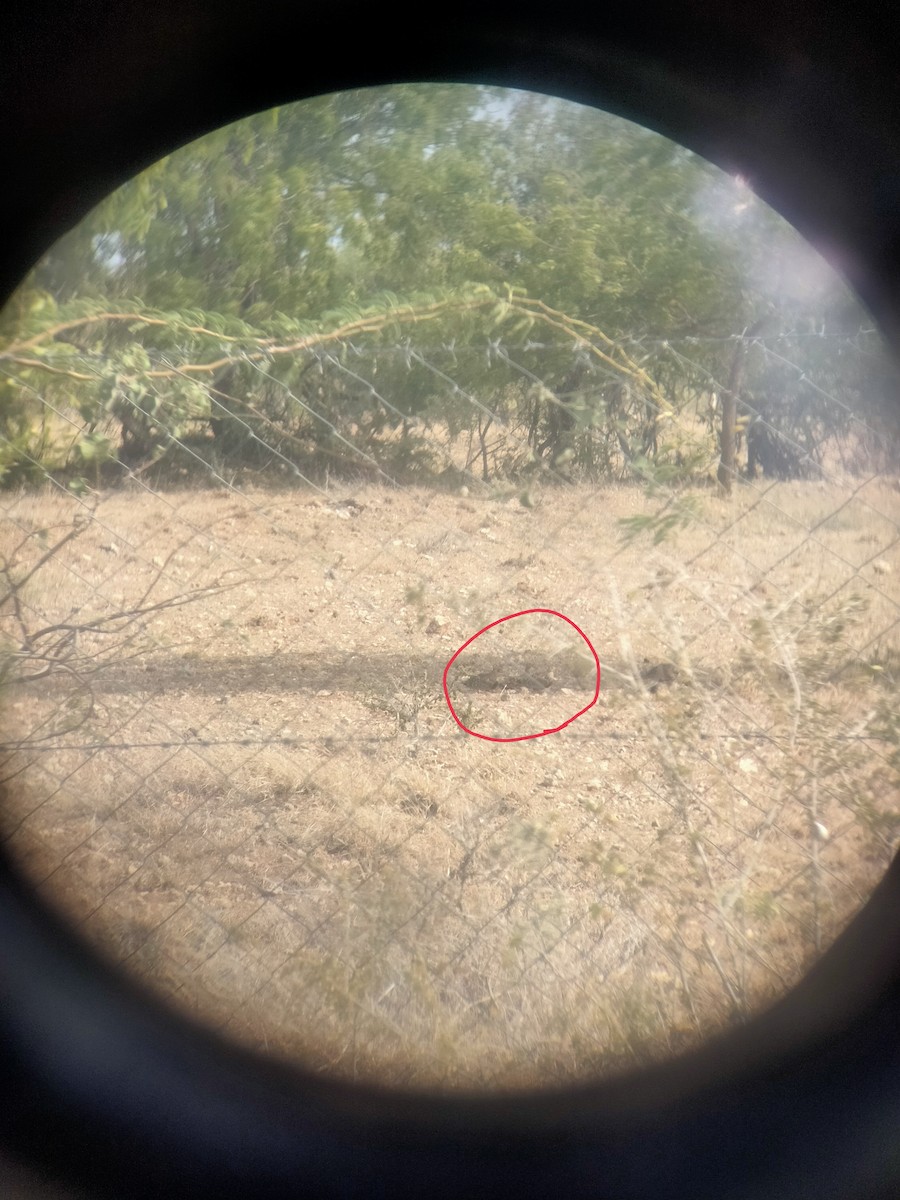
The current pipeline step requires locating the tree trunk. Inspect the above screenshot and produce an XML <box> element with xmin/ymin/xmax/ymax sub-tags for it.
<box><xmin>478</xmin><ymin>414</ymin><xmax>493</xmax><ymax>482</ymax></box>
<box><xmin>718</xmin><ymin>317</ymin><xmax>769</xmax><ymax>493</ymax></box>
<box><xmin>717</xmin><ymin>380</ymin><xmax>739</xmax><ymax>493</ymax></box>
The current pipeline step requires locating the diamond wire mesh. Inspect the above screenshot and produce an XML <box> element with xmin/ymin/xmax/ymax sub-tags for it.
<box><xmin>1</xmin><ymin>330</ymin><xmax>899</xmax><ymax>1089</ymax></box>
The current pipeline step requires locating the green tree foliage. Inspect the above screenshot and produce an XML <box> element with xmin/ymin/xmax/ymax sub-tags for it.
<box><xmin>2</xmin><ymin>84</ymin><xmax>894</xmax><ymax>486</ymax></box>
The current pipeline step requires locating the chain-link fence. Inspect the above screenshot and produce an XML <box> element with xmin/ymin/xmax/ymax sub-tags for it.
<box><xmin>2</xmin><ymin>325</ymin><xmax>900</xmax><ymax>1089</ymax></box>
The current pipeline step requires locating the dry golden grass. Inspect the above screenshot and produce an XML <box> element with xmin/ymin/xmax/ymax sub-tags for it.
<box><xmin>2</xmin><ymin>473</ymin><xmax>899</xmax><ymax>1089</ymax></box>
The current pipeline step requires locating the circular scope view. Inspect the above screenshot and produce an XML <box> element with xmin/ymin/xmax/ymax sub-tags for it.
<box><xmin>1</xmin><ymin>84</ymin><xmax>899</xmax><ymax>1089</ymax></box>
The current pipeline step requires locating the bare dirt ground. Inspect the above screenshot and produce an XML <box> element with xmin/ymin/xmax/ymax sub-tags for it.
<box><xmin>2</xmin><ymin>474</ymin><xmax>899</xmax><ymax>1089</ymax></box>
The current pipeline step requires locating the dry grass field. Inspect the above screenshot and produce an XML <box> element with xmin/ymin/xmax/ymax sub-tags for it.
<box><xmin>2</xmin><ymin>473</ymin><xmax>899</xmax><ymax>1089</ymax></box>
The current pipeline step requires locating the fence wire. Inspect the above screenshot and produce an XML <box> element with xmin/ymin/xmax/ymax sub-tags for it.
<box><xmin>1</xmin><ymin>330</ymin><xmax>899</xmax><ymax>1089</ymax></box>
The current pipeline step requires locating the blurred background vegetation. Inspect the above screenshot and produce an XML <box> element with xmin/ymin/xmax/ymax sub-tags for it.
<box><xmin>1</xmin><ymin>84</ymin><xmax>897</xmax><ymax>491</ymax></box>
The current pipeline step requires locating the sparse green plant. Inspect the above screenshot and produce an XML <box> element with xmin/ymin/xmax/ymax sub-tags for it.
<box><xmin>617</xmin><ymin>493</ymin><xmax>704</xmax><ymax>546</ymax></box>
<box><xmin>362</xmin><ymin>673</ymin><xmax>441</xmax><ymax>735</ymax></box>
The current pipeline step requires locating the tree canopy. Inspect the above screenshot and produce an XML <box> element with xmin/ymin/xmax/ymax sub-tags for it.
<box><xmin>1</xmin><ymin>83</ymin><xmax>895</xmax><ymax>488</ymax></box>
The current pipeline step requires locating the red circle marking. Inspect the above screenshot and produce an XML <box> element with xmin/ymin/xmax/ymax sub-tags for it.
<box><xmin>443</xmin><ymin>609</ymin><xmax>601</xmax><ymax>742</ymax></box>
